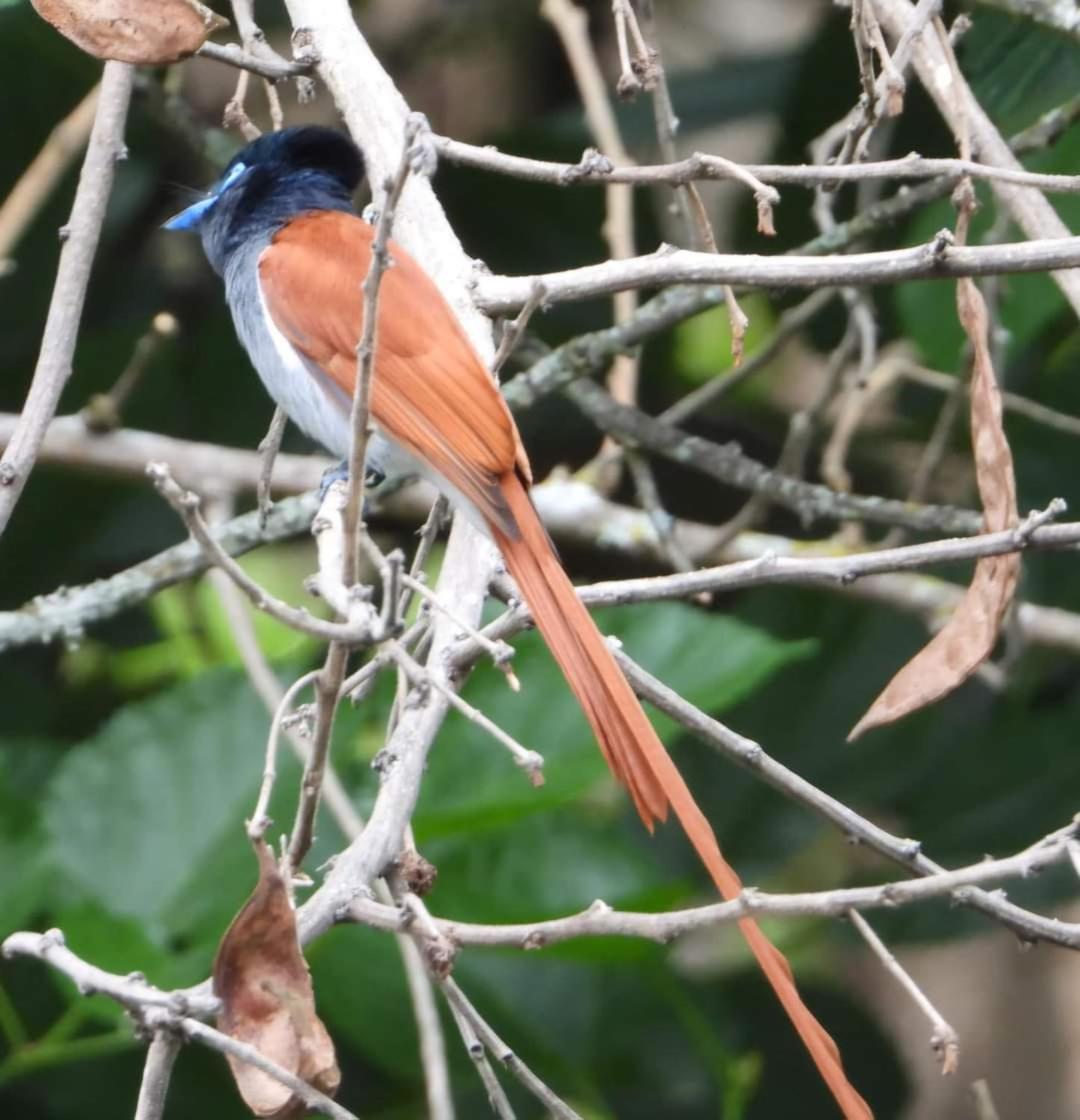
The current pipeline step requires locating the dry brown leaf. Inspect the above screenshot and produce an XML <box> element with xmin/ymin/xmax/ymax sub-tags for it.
<box><xmin>214</xmin><ymin>840</ymin><xmax>340</xmax><ymax>1119</ymax></box>
<box><xmin>849</xmin><ymin>277</ymin><xmax>1018</xmax><ymax>740</ymax></box>
<box><xmin>31</xmin><ymin>0</ymin><xmax>227</xmax><ymax>64</ymax></box>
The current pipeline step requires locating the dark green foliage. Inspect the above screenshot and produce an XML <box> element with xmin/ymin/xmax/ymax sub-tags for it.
<box><xmin>3</xmin><ymin>1</ymin><xmax>1080</xmax><ymax>1117</ymax></box>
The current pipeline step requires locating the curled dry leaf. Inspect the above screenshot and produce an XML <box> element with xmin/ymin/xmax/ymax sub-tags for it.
<box><xmin>849</xmin><ymin>277</ymin><xmax>1019</xmax><ymax>740</ymax></box>
<box><xmin>214</xmin><ymin>839</ymin><xmax>340</xmax><ymax>1118</ymax></box>
<box><xmin>31</xmin><ymin>0</ymin><xmax>227</xmax><ymax>64</ymax></box>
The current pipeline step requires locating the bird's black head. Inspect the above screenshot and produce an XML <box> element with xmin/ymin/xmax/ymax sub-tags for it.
<box><xmin>164</xmin><ymin>126</ymin><xmax>365</xmax><ymax>273</ymax></box>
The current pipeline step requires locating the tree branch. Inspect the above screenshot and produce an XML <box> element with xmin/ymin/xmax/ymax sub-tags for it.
<box><xmin>435</xmin><ymin>135</ymin><xmax>1080</xmax><ymax>196</ymax></box>
<box><xmin>133</xmin><ymin>1032</ymin><xmax>181</xmax><ymax>1120</ymax></box>
<box><xmin>871</xmin><ymin>0</ymin><xmax>1080</xmax><ymax>316</ymax></box>
<box><xmin>474</xmin><ymin>234</ymin><xmax>1080</xmax><ymax>313</ymax></box>
<box><xmin>0</xmin><ymin>61</ymin><xmax>134</xmax><ymax>539</ymax></box>
<box><xmin>349</xmin><ymin>821</ymin><xmax>1078</xmax><ymax>947</ymax></box>
<box><xmin>196</xmin><ymin>40</ymin><xmax>314</xmax><ymax>81</ymax></box>
<box><xmin>565</xmin><ymin>380</ymin><xmax>982</xmax><ymax>534</ymax></box>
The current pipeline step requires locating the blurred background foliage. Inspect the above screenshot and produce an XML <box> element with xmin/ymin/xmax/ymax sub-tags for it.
<box><xmin>1</xmin><ymin>1</ymin><xmax>1079</xmax><ymax>1118</ymax></box>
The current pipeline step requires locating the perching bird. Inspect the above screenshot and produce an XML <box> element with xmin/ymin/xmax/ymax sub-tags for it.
<box><xmin>164</xmin><ymin>125</ymin><xmax>869</xmax><ymax>1119</ymax></box>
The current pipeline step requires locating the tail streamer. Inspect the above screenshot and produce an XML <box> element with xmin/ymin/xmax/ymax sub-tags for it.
<box><xmin>493</xmin><ymin>473</ymin><xmax>872</xmax><ymax>1120</ymax></box>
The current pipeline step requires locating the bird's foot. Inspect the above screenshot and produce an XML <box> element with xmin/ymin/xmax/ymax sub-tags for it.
<box><xmin>318</xmin><ymin>461</ymin><xmax>387</xmax><ymax>520</ymax></box>
<box><xmin>318</xmin><ymin>460</ymin><xmax>387</xmax><ymax>499</ymax></box>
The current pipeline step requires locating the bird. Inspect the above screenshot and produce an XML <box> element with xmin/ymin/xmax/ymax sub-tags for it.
<box><xmin>164</xmin><ymin>125</ymin><xmax>870</xmax><ymax>1118</ymax></box>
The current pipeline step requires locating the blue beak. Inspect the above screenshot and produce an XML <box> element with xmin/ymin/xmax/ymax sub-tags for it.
<box><xmin>162</xmin><ymin>161</ymin><xmax>248</xmax><ymax>231</ymax></box>
<box><xmin>162</xmin><ymin>195</ymin><xmax>217</xmax><ymax>231</ymax></box>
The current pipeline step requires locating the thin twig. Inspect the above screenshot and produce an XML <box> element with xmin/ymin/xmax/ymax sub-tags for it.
<box><xmin>446</xmin><ymin>997</ymin><xmax>516</xmax><ymax>1119</ymax></box>
<box><xmin>971</xmin><ymin>1079</ymin><xmax>1002</xmax><ymax>1120</ymax></box>
<box><xmin>247</xmin><ymin>669</ymin><xmax>319</xmax><ymax>840</ymax></box>
<box><xmin>660</xmin><ymin>289</ymin><xmax>836</xmax><ymax>425</ymax></box>
<box><xmin>196</xmin><ymin>41</ymin><xmax>314</xmax><ymax>81</ymax></box>
<box><xmin>848</xmin><ymin>908</ymin><xmax>959</xmax><ymax>1074</ymax></box>
<box><xmin>400</xmin><ymin>572</ymin><xmax>518</xmax><ymax>686</ymax></box>
<box><xmin>175</xmin><ymin>1017</ymin><xmax>358</xmax><ymax>1120</ymax></box>
<box><xmin>222</xmin><ymin>68</ymin><xmax>260</xmax><ymax>141</ymax></box>
<box><xmin>389</xmin><ymin>642</ymin><xmax>544</xmax><ymax>786</ymax></box>
<box><xmin>344</xmin><ymin>114</ymin><xmax>428</xmax><ymax>585</ymax></box>
<box><xmin>615</xmin><ymin>650</ymin><xmax>1080</xmax><ymax>948</ymax></box>
<box><xmin>223</xmin><ymin>0</ymin><xmax>288</xmax><ymax>136</ymax></box>
<box><xmin>147</xmin><ymin>464</ymin><xmax>370</xmax><ymax>644</ymax></box>
<box><xmin>256</xmin><ymin>406</ymin><xmax>289</xmax><ymax>527</ymax></box>
<box><xmin>285</xmin><ymin>473</ymin><xmax>404</xmax><ymax>870</ymax></box>
<box><xmin>441</xmin><ymin>980</ymin><xmax>584</xmax><ymax>1120</ymax></box>
<box><xmin>433</xmin><ymin>136</ymin><xmax>1080</xmax><ymax>195</ymax></box>
<box><xmin>473</xmin><ymin>234</ymin><xmax>1080</xmax><ymax>314</ymax></box>
<box><xmin>81</xmin><ymin>312</ymin><xmax>180</xmax><ymax>433</ymax></box>
<box><xmin>491</xmin><ymin>282</ymin><xmax>546</xmax><ymax>376</ymax></box>
<box><xmin>624</xmin><ymin>451</ymin><xmax>697</xmax><ymax>576</ymax></box>
<box><xmin>0</xmin><ymin>62</ymin><xmax>134</xmax><ymax>539</ymax></box>
<box><xmin>0</xmin><ymin>83</ymin><xmax>100</xmax><ymax>270</ymax></box>
<box><xmin>133</xmin><ymin>1031</ymin><xmax>181</xmax><ymax>1120</ymax></box>
<box><xmin>1</xmin><ymin>930</ymin><xmax>219</xmax><ymax>1018</ymax></box>
<box><xmin>396</xmin><ymin>934</ymin><xmax>457</xmax><ymax>1120</ymax></box>
<box><xmin>903</xmin><ymin>361</ymin><xmax>1080</xmax><ymax>439</ymax></box>
<box><xmin>350</xmin><ymin>821</ymin><xmax>1077</xmax><ymax>946</ymax></box>
<box><xmin>542</xmin><ymin>0</ymin><xmax>640</xmax><ymax>487</ymax></box>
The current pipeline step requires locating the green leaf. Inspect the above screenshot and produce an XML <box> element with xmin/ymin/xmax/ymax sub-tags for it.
<box><xmin>39</xmin><ymin>670</ymin><xmax>335</xmax><ymax>959</ymax></box>
<box><xmin>0</xmin><ymin>828</ymin><xmax>51</xmax><ymax>936</ymax></box>
<box><xmin>0</xmin><ymin>740</ymin><xmax>59</xmax><ymax>934</ymax></box>
<box><xmin>671</xmin><ymin>295</ymin><xmax>776</xmax><ymax>387</ymax></box>
<box><xmin>425</xmin><ymin>810</ymin><xmax>679</xmax><ymax>929</ymax></box>
<box><xmin>309</xmin><ymin>925</ymin><xmax>420</xmax><ymax>1081</ymax></box>
<box><xmin>415</xmin><ymin>602</ymin><xmax>812</xmax><ymax>839</ymax></box>
<box><xmin>97</xmin><ymin>544</ymin><xmax>323</xmax><ymax>689</ymax></box>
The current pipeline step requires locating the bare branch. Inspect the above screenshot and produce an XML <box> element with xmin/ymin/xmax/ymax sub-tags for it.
<box><xmin>81</xmin><ymin>312</ymin><xmax>180</xmax><ymax>433</ymax></box>
<box><xmin>389</xmin><ymin>641</ymin><xmax>544</xmax><ymax>786</ymax></box>
<box><xmin>175</xmin><ymin>1017</ymin><xmax>358</xmax><ymax>1120</ymax></box>
<box><xmin>196</xmin><ymin>40</ymin><xmax>315</xmax><ymax>81</ymax></box>
<box><xmin>434</xmin><ymin>136</ymin><xmax>1080</xmax><ymax>196</ymax></box>
<box><xmin>615</xmin><ymin>651</ymin><xmax>1080</xmax><ymax>949</ymax></box>
<box><xmin>446</xmin><ymin>996</ymin><xmax>515</xmax><ymax>1119</ymax></box>
<box><xmin>1</xmin><ymin>930</ymin><xmax>219</xmax><ymax>1018</ymax></box>
<box><xmin>147</xmin><ymin>463</ymin><xmax>369</xmax><ymax>644</ymax></box>
<box><xmin>0</xmin><ymin>62</ymin><xmax>134</xmax><ymax>539</ymax></box>
<box><xmin>134</xmin><ymin>1032</ymin><xmax>181</xmax><ymax>1120</ymax></box>
<box><xmin>871</xmin><ymin>0</ymin><xmax>1080</xmax><ymax>316</ymax></box>
<box><xmin>256</xmin><ymin>406</ymin><xmax>289</xmax><ymax>526</ymax></box>
<box><xmin>0</xmin><ymin>83</ymin><xmax>100</xmax><ymax>270</ymax></box>
<box><xmin>440</xmin><ymin>980</ymin><xmax>584</xmax><ymax>1120</ymax></box>
<box><xmin>350</xmin><ymin>822</ymin><xmax>1077</xmax><ymax>947</ymax></box>
<box><xmin>474</xmin><ymin>235</ymin><xmax>1080</xmax><ymax>314</ymax></box>
<box><xmin>541</xmin><ymin>0</ymin><xmax>640</xmax><ymax>482</ymax></box>
<box><xmin>565</xmin><ymin>379</ymin><xmax>982</xmax><ymax>535</ymax></box>
<box><xmin>7</xmin><ymin>472</ymin><xmax>1080</xmax><ymax>658</ymax></box>
<box><xmin>848</xmin><ymin>909</ymin><xmax>960</xmax><ymax>1074</ymax></box>
<box><xmin>344</xmin><ymin>115</ymin><xmax>428</xmax><ymax>583</ymax></box>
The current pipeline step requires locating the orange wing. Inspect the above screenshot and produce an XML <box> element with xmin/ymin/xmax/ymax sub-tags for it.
<box><xmin>258</xmin><ymin>210</ymin><xmax>530</xmax><ymax>533</ymax></box>
<box><xmin>259</xmin><ymin>210</ymin><xmax>872</xmax><ymax>1120</ymax></box>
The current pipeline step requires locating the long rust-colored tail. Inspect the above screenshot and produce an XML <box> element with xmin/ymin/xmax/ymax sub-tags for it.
<box><xmin>492</xmin><ymin>473</ymin><xmax>872</xmax><ymax>1120</ymax></box>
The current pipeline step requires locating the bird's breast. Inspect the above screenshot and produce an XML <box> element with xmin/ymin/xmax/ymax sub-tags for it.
<box><xmin>224</xmin><ymin>249</ymin><xmax>354</xmax><ymax>458</ymax></box>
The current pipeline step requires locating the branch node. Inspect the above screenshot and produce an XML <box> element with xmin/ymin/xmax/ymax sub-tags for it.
<box><xmin>928</xmin><ymin>228</ymin><xmax>955</xmax><ymax>259</ymax></box>
<box><xmin>1014</xmin><ymin>497</ymin><xmax>1068</xmax><ymax>546</ymax></box>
